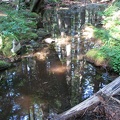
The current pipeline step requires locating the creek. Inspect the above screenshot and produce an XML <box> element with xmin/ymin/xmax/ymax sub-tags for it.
<box><xmin>0</xmin><ymin>5</ymin><xmax>119</xmax><ymax>120</ymax></box>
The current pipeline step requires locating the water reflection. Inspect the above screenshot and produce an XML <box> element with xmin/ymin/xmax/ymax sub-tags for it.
<box><xmin>0</xmin><ymin>5</ymin><xmax>118</xmax><ymax>120</ymax></box>
<box><xmin>0</xmin><ymin>48</ymin><xmax>116</xmax><ymax>119</ymax></box>
<box><xmin>0</xmin><ymin>52</ymin><xmax>70</xmax><ymax>119</ymax></box>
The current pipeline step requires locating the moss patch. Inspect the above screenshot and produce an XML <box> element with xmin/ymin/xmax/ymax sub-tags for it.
<box><xmin>85</xmin><ymin>49</ymin><xmax>108</xmax><ymax>66</ymax></box>
<box><xmin>0</xmin><ymin>60</ymin><xmax>11</xmax><ymax>70</ymax></box>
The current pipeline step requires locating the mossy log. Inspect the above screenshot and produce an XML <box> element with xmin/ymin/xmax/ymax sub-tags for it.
<box><xmin>54</xmin><ymin>76</ymin><xmax>120</xmax><ymax>120</ymax></box>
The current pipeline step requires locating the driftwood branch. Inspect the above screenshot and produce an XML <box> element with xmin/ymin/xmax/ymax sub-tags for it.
<box><xmin>54</xmin><ymin>76</ymin><xmax>120</xmax><ymax>120</ymax></box>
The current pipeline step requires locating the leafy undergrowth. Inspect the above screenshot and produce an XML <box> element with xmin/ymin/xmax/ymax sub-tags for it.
<box><xmin>86</xmin><ymin>0</ymin><xmax>120</xmax><ymax>74</ymax></box>
<box><xmin>0</xmin><ymin>3</ymin><xmax>39</xmax><ymax>56</ymax></box>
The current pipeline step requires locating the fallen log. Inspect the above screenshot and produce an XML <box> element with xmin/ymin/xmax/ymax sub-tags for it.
<box><xmin>54</xmin><ymin>76</ymin><xmax>120</xmax><ymax>120</ymax></box>
<box><xmin>99</xmin><ymin>93</ymin><xmax>120</xmax><ymax>120</ymax></box>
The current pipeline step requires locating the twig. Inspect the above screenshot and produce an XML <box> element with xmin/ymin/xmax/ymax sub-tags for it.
<box><xmin>111</xmin><ymin>96</ymin><xmax>120</xmax><ymax>104</ymax></box>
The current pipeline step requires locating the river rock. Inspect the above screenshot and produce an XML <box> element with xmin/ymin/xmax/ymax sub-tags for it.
<box><xmin>44</xmin><ymin>38</ymin><xmax>55</xmax><ymax>44</ymax></box>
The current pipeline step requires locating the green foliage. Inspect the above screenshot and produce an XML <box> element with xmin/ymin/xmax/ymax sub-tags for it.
<box><xmin>20</xmin><ymin>32</ymin><xmax>38</xmax><ymax>40</ymax></box>
<box><xmin>0</xmin><ymin>10</ymin><xmax>35</xmax><ymax>39</ymax></box>
<box><xmin>0</xmin><ymin>4</ymin><xmax>38</xmax><ymax>56</ymax></box>
<box><xmin>93</xmin><ymin>0</ymin><xmax>120</xmax><ymax>74</ymax></box>
<box><xmin>2</xmin><ymin>40</ymin><xmax>13</xmax><ymax>56</ymax></box>
<box><xmin>0</xmin><ymin>60</ymin><xmax>11</xmax><ymax>69</ymax></box>
<box><xmin>100</xmin><ymin>46</ymin><xmax>120</xmax><ymax>73</ymax></box>
<box><xmin>94</xmin><ymin>28</ymin><xmax>110</xmax><ymax>42</ymax></box>
<box><xmin>0</xmin><ymin>33</ymin><xmax>15</xmax><ymax>56</ymax></box>
<box><xmin>103</xmin><ymin>0</ymin><xmax>120</xmax><ymax>17</ymax></box>
<box><xmin>47</xmin><ymin>0</ymin><xmax>61</xmax><ymax>3</ymax></box>
<box><xmin>104</xmin><ymin>5</ymin><xmax>117</xmax><ymax>16</ymax></box>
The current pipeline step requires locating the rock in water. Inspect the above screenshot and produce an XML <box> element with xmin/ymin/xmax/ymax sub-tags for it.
<box><xmin>11</xmin><ymin>40</ymin><xmax>21</xmax><ymax>53</ymax></box>
<box><xmin>44</xmin><ymin>38</ymin><xmax>55</xmax><ymax>44</ymax></box>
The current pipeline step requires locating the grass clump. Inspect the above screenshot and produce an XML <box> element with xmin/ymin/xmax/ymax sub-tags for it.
<box><xmin>86</xmin><ymin>49</ymin><xmax>107</xmax><ymax>66</ymax></box>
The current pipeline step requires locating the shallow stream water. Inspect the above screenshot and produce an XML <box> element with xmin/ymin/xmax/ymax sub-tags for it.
<box><xmin>0</xmin><ymin>46</ymin><xmax>117</xmax><ymax>120</ymax></box>
<box><xmin>0</xmin><ymin>41</ymin><xmax>117</xmax><ymax>120</ymax></box>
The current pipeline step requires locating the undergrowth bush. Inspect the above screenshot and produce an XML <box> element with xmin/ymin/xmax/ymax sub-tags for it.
<box><xmin>93</xmin><ymin>0</ymin><xmax>120</xmax><ymax>74</ymax></box>
<box><xmin>0</xmin><ymin>3</ymin><xmax>38</xmax><ymax>56</ymax></box>
<box><xmin>100</xmin><ymin>46</ymin><xmax>120</xmax><ymax>73</ymax></box>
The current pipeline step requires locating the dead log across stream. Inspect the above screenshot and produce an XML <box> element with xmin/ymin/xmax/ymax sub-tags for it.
<box><xmin>54</xmin><ymin>76</ymin><xmax>120</xmax><ymax>120</ymax></box>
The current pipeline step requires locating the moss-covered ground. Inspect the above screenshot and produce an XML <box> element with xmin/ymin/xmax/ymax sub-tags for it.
<box><xmin>85</xmin><ymin>0</ymin><xmax>120</xmax><ymax>74</ymax></box>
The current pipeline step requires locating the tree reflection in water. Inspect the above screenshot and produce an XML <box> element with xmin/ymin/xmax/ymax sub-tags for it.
<box><xmin>0</xmin><ymin>50</ymin><xmax>70</xmax><ymax>119</ymax></box>
<box><xmin>0</xmin><ymin>45</ymin><xmax>112</xmax><ymax>119</ymax></box>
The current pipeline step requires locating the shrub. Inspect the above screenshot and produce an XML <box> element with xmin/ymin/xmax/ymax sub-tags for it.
<box><xmin>0</xmin><ymin>4</ymin><xmax>38</xmax><ymax>56</ymax></box>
